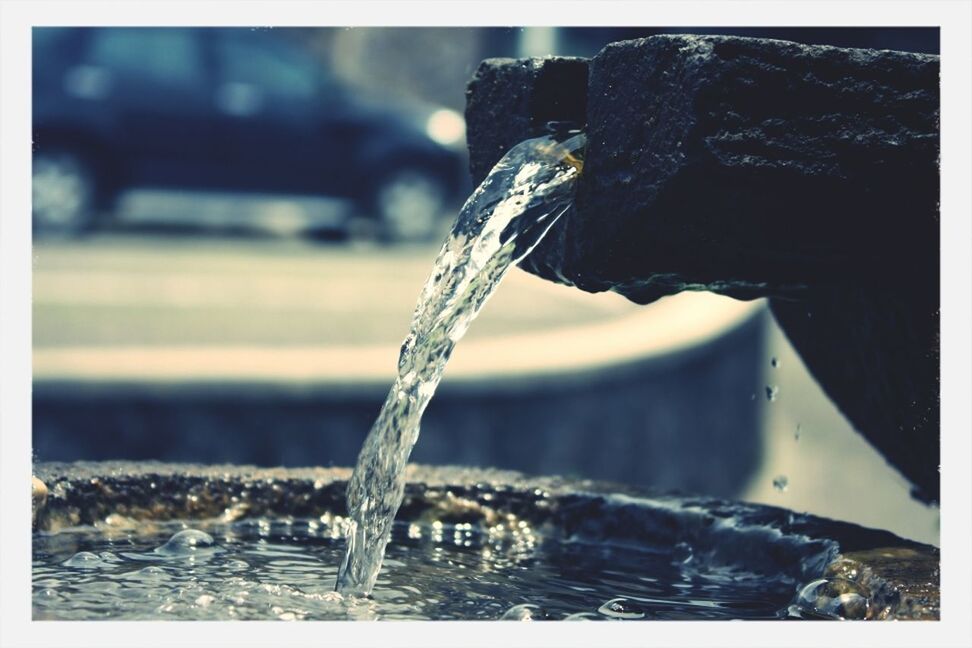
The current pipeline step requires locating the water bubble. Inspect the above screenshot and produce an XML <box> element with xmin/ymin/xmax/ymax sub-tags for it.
<box><xmin>598</xmin><ymin>597</ymin><xmax>647</xmax><ymax>619</ymax></box>
<box><xmin>829</xmin><ymin>592</ymin><xmax>870</xmax><ymax>619</ymax></box>
<box><xmin>772</xmin><ymin>475</ymin><xmax>789</xmax><ymax>492</ymax></box>
<box><xmin>771</xmin><ymin>356</ymin><xmax>780</xmax><ymax>368</ymax></box>
<box><xmin>765</xmin><ymin>386</ymin><xmax>779</xmax><ymax>402</ymax></box>
<box><xmin>795</xmin><ymin>578</ymin><xmax>871</xmax><ymax>619</ymax></box>
<box><xmin>138</xmin><ymin>565</ymin><xmax>167</xmax><ymax>577</ymax></box>
<box><xmin>224</xmin><ymin>559</ymin><xmax>250</xmax><ymax>572</ymax></box>
<box><xmin>155</xmin><ymin>529</ymin><xmax>215</xmax><ymax>557</ymax></box>
<box><xmin>500</xmin><ymin>603</ymin><xmax>546</xmax><ymax>620</ymax></box>
<box><xmin>63</xmin><ymin>551</ymin><xmax>102</xmax><ymax>568</ymax></box>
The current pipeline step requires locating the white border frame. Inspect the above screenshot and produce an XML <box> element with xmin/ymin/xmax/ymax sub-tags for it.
<box><xmin>3</xmin><ymin>2</ymin><xmax>970</xmax><ymax>647</ymax></box>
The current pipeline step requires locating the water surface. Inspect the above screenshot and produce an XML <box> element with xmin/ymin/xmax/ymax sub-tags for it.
<box><xmin>34</xmin><ymin>516</ymin><xmax>797</xmax><ymax>620</ymax></box>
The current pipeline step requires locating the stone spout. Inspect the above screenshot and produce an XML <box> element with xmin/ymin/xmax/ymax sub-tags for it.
<box><xmin>464</xmin><ymin>35</ymin><xmax>940</xmax><ymax>502</ymax></box>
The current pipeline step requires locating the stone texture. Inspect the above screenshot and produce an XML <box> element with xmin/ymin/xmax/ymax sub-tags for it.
<box><xmin>465</xmin><ymin>56</ymin><xmax>588</xmax><ymax>184</ymax></box>
<box><xmin>464</xmin><ymin>34</ymin><xmax>940</xmax><ymax>501</ymax></box>
<box><xmin>824</xmin><ymin>547</ymin><xmax>940</xmax><ymax>620</ymax></box>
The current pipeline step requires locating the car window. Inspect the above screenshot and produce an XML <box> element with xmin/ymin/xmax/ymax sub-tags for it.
<box><xmin>89</xmin><ymin>28</ymin><xmax>203</xmax><ymax>87</ymax></box>
<box><xmin>215</xmin><ymin>31</ymin><xmax>318</xmax><ymax>99</ymax></box>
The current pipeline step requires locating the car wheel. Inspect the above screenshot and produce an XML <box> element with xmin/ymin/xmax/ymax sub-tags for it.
<box><xmin>32</xmin><ymin>150</ymin><xmax>97</xmax><ymax>236</ymax></box>
<box><xmin>374</xmin><ymin>170</ymin><xmax>449</xmax><ymax>243</ymax></box>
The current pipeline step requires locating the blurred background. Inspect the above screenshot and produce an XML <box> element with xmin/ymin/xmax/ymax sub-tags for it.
<box><xmin>32</xmin><ymin>27</ymin><xmax>939</xmax><ymax>545</ymax></box>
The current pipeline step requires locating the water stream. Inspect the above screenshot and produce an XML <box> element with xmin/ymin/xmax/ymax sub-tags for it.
<box><xmin>335</xmin><ymin>132</ymin><xmax>587</xmax><ymax>596</ymax></box>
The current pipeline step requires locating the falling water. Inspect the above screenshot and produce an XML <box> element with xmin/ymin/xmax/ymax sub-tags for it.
<box><xmin>335</xmin><ymin>132</ymin><xmax>586</xmax><ymax>596</ymax></box>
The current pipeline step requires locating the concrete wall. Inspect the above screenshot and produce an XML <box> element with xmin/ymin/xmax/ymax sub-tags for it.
<box><xmin>33</xmin><ymin>310</ymin><xmax>766</xmax><ymax>499</ymax></box>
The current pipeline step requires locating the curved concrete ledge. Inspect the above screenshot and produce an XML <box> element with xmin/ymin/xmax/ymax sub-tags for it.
<box><xmin>32</xmin><ymin>292</ymin><xmax>762</xmax><ymax>386</ymax></box>
<box><xmin>33</xmin><ymin>293</ymin><xmax>768</xmax><ymax>497</ymax></box>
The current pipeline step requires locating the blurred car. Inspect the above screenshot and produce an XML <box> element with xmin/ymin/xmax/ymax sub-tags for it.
<box><xmin>32</xmin><ymin>27</ymin><xmax>466</xmax><ymax>241</ymax></box>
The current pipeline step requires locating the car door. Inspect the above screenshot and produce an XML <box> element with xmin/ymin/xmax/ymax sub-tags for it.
<box><xmin>83</xmin><ymin>28</ymin><xmax>219</xmax><ymax>189</ymax></box>
<box><xmin>209</xmin><ymin>29</ymin><xmax>334</xmax><ymax>196</ymax></box>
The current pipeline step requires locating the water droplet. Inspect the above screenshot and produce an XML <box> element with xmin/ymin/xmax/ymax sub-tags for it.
<box><xmin>672</xmin><ymin>541</ymin><xmax>694</xmax><ymax>564</ymax></box>
<box><xmin>773</xmin><ymin>475</ymin><xmax>789</xmax><ymax>492</ymax></box>
<box><xmin>795</xmin><ymin>423</ymin><xmax>802</xmax><ymax>441</ymax></box>
<box><xmin>500</xmin><ymin>603</ymin><xmax>546</xmax><ymax>620</ymax></box>
<box><xmin>765</xmin><ymin>385</ymin><xmax>779</xmax><ymax>401</ymax></box>
<box><xmin>771</xmin><ymin>356</ymin><xmax>780</xmax><ymax>368</ymax></box>
<box><xmin>63</xmin><ymin>551</ymin><xmax>102</xmax><ymax>568</ymax></box>
<box><xmin>795</xmin><ymin>578</ymin><xmax>870</xmax><ymax>619</ymax></box>
<box><xmin>598</xmin><ymin>597</ymin><xmax>647</xmax><ymax>619</ymax></box>
<box><xmin>155</xmin><ymin>529</ymin><xmax>215</xmax><ymax>556</ymax></box>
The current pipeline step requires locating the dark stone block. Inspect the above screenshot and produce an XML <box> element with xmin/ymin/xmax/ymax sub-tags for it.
<box><xmin>464</xmin><ymin>34</ymin><xmax>940</xmax><ymax>501</ymax></box>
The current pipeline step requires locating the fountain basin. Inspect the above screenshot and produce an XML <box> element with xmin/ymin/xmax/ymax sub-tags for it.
<box><xmin>33</xmin><ymin>291</ymin><xmax>766</xmax><ymax>498</ymax></box>
<box><xmin>32</xmin><ymin>461</ymin><xmax>938</xmax><ymax>621</ymax></box>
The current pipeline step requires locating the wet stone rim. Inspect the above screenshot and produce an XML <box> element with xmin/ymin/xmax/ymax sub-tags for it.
<box><xmin>32</xmin><ymin>461</ymin><xmax>939</xmax><ymax>620</ymax></box>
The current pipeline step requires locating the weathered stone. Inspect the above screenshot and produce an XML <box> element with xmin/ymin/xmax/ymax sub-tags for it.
<box><xmin>464</xmin><ymin>34</ymin><xmax>940</xmax><ymax>501</ymax></box>
<box><xmin>465</xmin><ymin>56</ymin><xmax>588</xmax><ymax>184</ymax></box>
<box><xmin>824</xmin><ymin>547</ymin><xmax>940</xmax><ymax>620</ymax></box>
